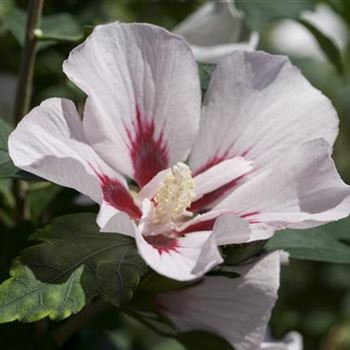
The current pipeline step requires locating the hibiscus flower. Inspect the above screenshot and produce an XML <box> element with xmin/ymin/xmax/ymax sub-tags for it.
<box><xmin>9</xmin><ymin>23</ymin><xmax>350</xmax><ymax>281</ymax></box>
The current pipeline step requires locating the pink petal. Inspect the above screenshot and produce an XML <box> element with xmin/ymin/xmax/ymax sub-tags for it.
<box><xmin>135</xmin><ymin>230</ymin><xmax>223</xmax><ymax>281</ymax></box>
<box><xmin>8</xmin><ymin>98</ymin><xmax>126</xmax><ymax>203</ymax></box>
<box><xmin>156</xmin><ymin>252</ymin><xmax>281</xmax><ymax>350</ymax></box>
<box><xmin>189</xmin><ymin>51</ymin><xmax>338</xmax><ymax>185</ymax></box>
<box><xmin>63</xmin><ymin>23</ymin><xmax>201</xmax><ymax>187</ymax></box>
<box><xmin>194</xmin><ymin>157</ymin><xmax>253</xmax><ymax>199</ymax></box>
<box><xmin>215</xmin><ymin>139</ymin><xmax>350</xmax><ymax>237</ymax></box>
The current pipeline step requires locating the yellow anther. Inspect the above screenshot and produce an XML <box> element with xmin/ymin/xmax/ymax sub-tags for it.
<box><xmin>152</xmin><ymin>162</ymin><xmax>195</xmax><ymax>225</ymax></box>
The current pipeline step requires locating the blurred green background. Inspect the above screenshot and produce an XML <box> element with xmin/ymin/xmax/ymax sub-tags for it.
<box><xmin>1</xmin><ymin>0</ymin><xmax>350</xmax><ymax>349</ymax></box>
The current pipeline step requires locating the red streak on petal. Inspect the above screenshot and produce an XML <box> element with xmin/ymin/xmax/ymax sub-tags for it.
<box><xmin>190</xmin><ymin>175</ymin><xmax>245</xmax><ymax>213</ymax></box>
<box><xmin>180</xmin><ymin>218</ymin><xmax>216</xmax><ymax>234</ymax></box>
<box><xmin>126</xmin><ymin>106</ymin><xmax>169</xmax><ymax>187</ymax></box>
<box><xmin>241</xmin><ymin>211</ymin><xmax>259</xmax><ymax>218</ymax></box>
<box><xmin>193</xmin><ymin>154</ymin><xmax>228</xmax><ymax>176</ymax></box>
<box><xmin>193</xmin><ymin>148</ymin><xmax>251</xmax><ymax>176</ymax></box>
<box><xmin>191</xmin><ymin>149</ymin><xmax>253</xmax><ymax>213</ymax></box>
<box><xmin>180</xmin><ymin>211</ymin><xmax>260</xmax><ymax>234</ymax></box>
<box><xmin>144</xmin><ymin>234</ymin><xmax>179</xmax><ymax>255</ymax></box>
<box><xmin>241</xmin><ymin>211</ymin><xmax>260</xmax><ymax>224</ymax></box>
<box><xmin>98</xmin><ymin>174</ymin><xmax>142</xmax><ymax>220</ymax></box>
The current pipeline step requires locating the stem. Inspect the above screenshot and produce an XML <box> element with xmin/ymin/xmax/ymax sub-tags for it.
<box><xmin>12</xmin><ymin>0</ymin><xmax>44</xmax><ymax>220</ymax></box>
<box><xmin>53</xmin><ymin>301</ymin><xmax>109</xmax><ymax>348</ymax></box>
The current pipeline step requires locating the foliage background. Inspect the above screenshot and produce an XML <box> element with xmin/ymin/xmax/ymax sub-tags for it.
<box><xmin>1</xmin><ymin>0</ymin><xmax>350</xmax><ymax>349</ymax></box>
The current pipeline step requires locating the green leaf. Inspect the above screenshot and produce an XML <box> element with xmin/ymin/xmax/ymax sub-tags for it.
<box><xmin>4</xmin><ymin>7</ymin><xmax>83</xmax><ymax>49</ymax></box>
<box><xmin>3</xmin><ymin>7</ymin><xmax>25</xmax><ymax>46</ymax></box>
<box><xmin>299</xmin><ymin>19</ymin><xmax>343</xmax><ymax>74</ymax></box>
<box><xmin>0</xmin><ymin>262</ymin><xmax>85</xmax><ymax>323</ymax></box>
<box><xmin>21</xmin><ymin>213</ymin><xmax>148</xmax><ymax>307</ymax></box>
<box><xmin>27</xmin><ymin>182</ymin><xmax>62</xmax><ymax>219</ymax></box>
<box><xmin>177</xmin><ymin>331</ymin><xmax>234</xmax><ymax>350</ymax></box>
<box><xmin>36</xmin><ymin>13</ymin><xmax>83</xmax><ymax>43</ymax></box>
<box><xmin>266</xmin><ymin>219</ymin><xmax>350</xmax><ymax>263</ymax></box>
<box><xmin>96</xmin><ymin>256</ymin><xmax>148</xmax><ymax>307</ymax></box>
<box><xmin>222</xmin><ymin>240</ymin><xmax>267</xmax><ymax>265</ymax></box>
<box><xmin>235</xmin><ymin>0</ymin><xmax>314</xmax><ymax>31</ymax></box>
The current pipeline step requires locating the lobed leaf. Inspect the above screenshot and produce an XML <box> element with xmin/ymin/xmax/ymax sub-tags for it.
<box><xmin>0</xmin><ymin>263</ymin><xmax>85</xmax><ymax>323</ymax></box>
<box><xmin>21</xmin><ymin>213</ymin><xmax>149</xmax><ymax>307</ymax></box>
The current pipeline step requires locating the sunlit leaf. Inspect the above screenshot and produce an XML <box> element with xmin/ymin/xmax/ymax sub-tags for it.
<box><xmin>0</xmin><ymin>262</ymin><xmax>85</xmax><ymax>323</ymax></box>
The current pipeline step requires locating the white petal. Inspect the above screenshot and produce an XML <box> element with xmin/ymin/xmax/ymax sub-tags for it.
<box><xmin>157</xmin><ymin>251</ymin><xmax>281</xmax><ymax>350</ymax></box>
<box><xmin>213</xmin><ymin>214</ymin><xmax>251</xmax><ymax>245</ymax></box>
<box><xmin>190</xmin><ymin>37</ymin><xmax>259</xmax><ymax>64</ymax></box>
<box><xmin>189</xmin><ymin>51</ymin><xmax>338</xmax><ymax>175</ymax></box>
<box><xmin>135</xmin><ymin>230</ymin><xmax>222</xmax><ymax>281</ymax></box>
<box><xmin>137</xmin><ymin>168</ymin><xmax>169</xmax><ymax>203</ymax></box>
<box><xmin>215</xmin><ymin>139</ymin><xmax>350</xmax><ymax>235</ymax></box>
<box><xmin>64</xmin><ymin>22</ymin><xmax>201</xmax><ymax>187</ymax></box>
<box><xmin>194</xmin><ymin>157</ymin><xmax>253</xmax><ymax>200</ymax></box>
<box><xmin>98</xmin><ymin>205</ymin><xmax>137</xmax><ymax>238</ymax></box>
<box><xmin>173</xmin><ymin>1</ymin><xmax>258</xmax><ymax>63</ymax></box>
<box><xmin>8</xmin><ymin>98</ymin><xmax>125</xmax><ymax>203</ymax></box>
<box><xmin>178</xmin><ymin>209</ymin><xmax>271</xmax><ymax>244</ymax></box>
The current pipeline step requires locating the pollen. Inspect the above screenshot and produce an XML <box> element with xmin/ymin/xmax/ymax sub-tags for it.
<box><xmin>152</xmin><ymin>162</ymin><xmax>195</xmax><ymax>225</ymax></box>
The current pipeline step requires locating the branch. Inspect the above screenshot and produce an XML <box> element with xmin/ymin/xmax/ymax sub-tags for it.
<box><xmin>12</xmin><ymin>0</ymin><xmax>44</xmax><ymax>220</ymax></box>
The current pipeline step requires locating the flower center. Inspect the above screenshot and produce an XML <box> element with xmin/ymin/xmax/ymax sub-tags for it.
<box><xmin>151</xmin><ymin>162</ymin><xmax>195</xmax><ymax>227</ymax></box>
